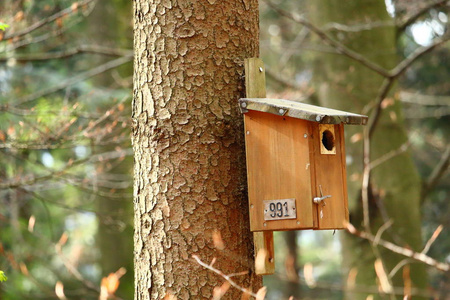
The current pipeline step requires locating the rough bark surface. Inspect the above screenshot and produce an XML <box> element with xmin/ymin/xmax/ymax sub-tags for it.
<box><xmin>307</xmin><ymin>1</ymin><xmax>427</xmax><ymax>299</ymax></box>
<box><xmin>132</xmin><ymin>1</ymin><xmax>261</xmax><ymax>299</ymax></box>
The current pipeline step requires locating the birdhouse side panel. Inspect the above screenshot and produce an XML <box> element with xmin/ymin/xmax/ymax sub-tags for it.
<box><xmin>244</xmin><ymin>111</ymin><xmax>314</xmax><ymax>231</ymax></box>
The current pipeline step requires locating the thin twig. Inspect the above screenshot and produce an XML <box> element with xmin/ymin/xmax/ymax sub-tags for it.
<box><xmin>346</xmin><ymin>223</ymin><xmax>449</xmax><ymax>272</ymax></box>
<box><xmin>275</xmin><ymin>271</ymin><xmax>436</xmax><ymax>298</ymax></box>
<box><xmin>422</xmin><ymin>144</ymin><xmax>450</xmax><ymax>200</ymax></box>
<box><xmin>323</xmin><ymin>20</ymin><xmax>394</xmax><ymax>32</ymax></box>
<box><xmin>398</xmin><ymin>0</ymin><xmax>449</xmax><ymax>32</ymax></box>
<box><xmin>367</xmin><ymin>78</ymin><xmax>395</xmax><ymax>139</ymax></box>
<box><xmin>374</xmin><ymin>220</ymin><xmax>394</xmax><ymax>246</ymax></box>
<box><xmin>399</xmin><ymin>91</ymin><xmax>450</xmax><ymax>106</ymax></box>
<box><xmin>13</xmin><ymin>54</ymin><xmax>132</xmax><ymax>108</ymax></box>
<box><xmin>389</xmin><ymin>32</ymin><xmax>450</xmax><ymax>78</ymax></box>
<box><xmin>265</xmin><ymin>67</ymin><xmax>304</xmax><ymax>91</ymax></box>
<box><xmin>263</xmin><ymin>0</ymin><xmax>391</xmax><ymax>78</ymax></box>
<box><xmin>192</xmin><ymin>255</ymin><xmax>258</xmax><ymax>298</ymax></box>
<box><xmin>0</xmin><ymin>148</ymin><xmax>132</xmax><ymax>190</ymax></box>
<box><xmin>55</xmin><ymin>237</ymin><xmax>102</xmax><ymax>294</ymax></box>
<box><xmin>421</xmin><ymin>225</ymin><xmax>444</xmax><ymax>254</ymax></box>
<box><xmin>0</xmin><ymin>45</ymin><xmax>132</xmax><ymax>62</ymax></box>
<box><xmin>370</xmin><ymin>141</ymin><xmax>411</xmax><ymax>170</ymax></box>
<box><xmin>2</xmin><ymin>0</ymin><xmax>96</xmax><ymax>41</ymax></box>
<box><xmin>279</xmin><ymin>27</ymin><xmax>309</xmax><ymax>70</ymax></box>
<box><xmin>388</xmin><ymin>258</ymin><xmax>415</xmax><ymax>279</ymax></box>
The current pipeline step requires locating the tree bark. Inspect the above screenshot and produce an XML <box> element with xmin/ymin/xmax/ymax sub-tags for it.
<box><xmin>307</xmin><ymin>1</ymin><xmax>427</xmax><ymax>299</ymax></box>
<box><xmin>132</xmin><ymin>1</ymin><xmax>261</xmax><ymax>299</ymax></box>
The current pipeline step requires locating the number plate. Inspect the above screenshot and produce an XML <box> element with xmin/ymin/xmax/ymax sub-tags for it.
<box><xmin>263</xmin><ymin>198</ymin><xmax>297</xmax><ymax>221</ymax></box>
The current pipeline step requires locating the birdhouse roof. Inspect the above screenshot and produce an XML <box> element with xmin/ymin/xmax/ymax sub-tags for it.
<box><xmin>239</xmin><ymin>98</ymin><xmax>368</xmax><ymax>125</ymax></box>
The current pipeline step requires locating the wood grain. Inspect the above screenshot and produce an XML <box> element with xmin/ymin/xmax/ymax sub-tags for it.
<box><xmin>244</xmin><ymin>58</ymin><xmax>275</xmax><ymax>275</ymax></box>
<box><xmin>245</xmin><ymin>111</ymin><xmax>314</xmax><ymax>231</ymax></box>
<box><xmin>310</xmin><ymin>123</ymin><xmax>348</xmax><ymax>229</ymax></box>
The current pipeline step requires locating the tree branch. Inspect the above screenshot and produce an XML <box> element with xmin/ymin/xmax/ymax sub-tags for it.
<box><xmin>2</xmin><ymin>0</ymin><xmax>96</xmax><ymax>41</ymax></box>
<box><xmin>422</xmin><ymin>144</ymin><xmax>450</xmax><ymax>199</ymax></box>
<box><xmin>322</xmin><ymin>20</ymin><xmax>394</xmax><ymax>32</ymax></box>
<box><xmin>367</xmin><ymin>77</ymin><xmax>395</xmax><ymax>138</ymax></box>
<box><xmin>265</xmin><ymin>66</ymin><xmax>304</xmax><ymax>91</ymax></box>
<box><xmin>398</xmin><ymin>0</ymin><xmax>449</xmax><ymax>32</ymax></box>
<box><xmin>0</xmin><ymin>148</ymin><xmax>132</xmax><ymax>190</ymax></box>
<box><xmin>346</xmin><ymin>223</ymin><xmax>449</xmax><ymax>272</ymax></box>
<box><xmin>0</xmin><ymin>45</ymin><xmax>132</xmax><ymax>62</ymax></box>
<box><xmin>370</xmin><ymin>140</ymin><xmax>411</xmax><ymax>170</ymax></box>
<box><xmin>399</xmin><ymin>91</ymin><xmax>450</xmax><ymax>106</ymax></box>
<box><xmin>389</xmin><ymin>32</ymin><xmax>450</xmax><ymax>78</ymax></box>
<box><xmin>263</xmin><ymin>0</ymin><xmax>391</xmax><ymax>77</ymax></box>
<box><xmin>13</xmin><ymin>54</ymin><xmax>132</xmax><ymax>108</ymax></box>
<box><xmin>192</xmin><ymin>255</ymin><xmax>258</xmax><ymax>298</ymax></box>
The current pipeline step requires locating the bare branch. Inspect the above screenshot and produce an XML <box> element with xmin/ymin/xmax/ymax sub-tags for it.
<box><xmin>323</xmin><ymin>20</ymin><xmax>394</xmax><ymax>32</ymax></box>
<box><xmin>0</xmin><ymin>45</ymin><xmax>132</xmax><ymax>62</ymax></box>
<box><xmin>274</xmin><ymin>271</ymin><xmax>435</xmax><ymax>298</ymax></box>
<box><xmin>374</xmin><ymin>220</ymin><xmax>394</xmax><ymax>245</ymax></box>
<box><xmin>55</xmin><ymin>234</ymin><xmax>102</xmax><ymax>294</ymax></box>
<box><xmin>404</xmin><ymin>106</ymin><xmax>450</xmax><ymax>119</ymax></box>
<box><xmin>389</xmin><ymin>32</ymin><xmax>450</xmax><ymax>78</ymax></box>
<box><xmin>370</xmin><ymin>140</ymin><xmax>411</xmax><ymax>170</ymax></box>
<box><xmin>389</xmin><ymin>258</ymin><xmax>415</xmax><ymax>279</ymax></box>
<box><xmin>0</xmin><ymin>137</ymin><xmax>129</xmax><ymax>150</ymax></box>
<box><xmin>2</xmin><ymin>0</ymin><xmax>96</xmax><ymax>41</ymax></box>
<box><xmin>192</xmin><ymin>255</ymin><xmax>258</xmax><ymax>298</ymax></box>
<box><xmin>399</xmin><ymin>91</ymin><xmax>450</xmax><ymax>106</ymax></box>
<box><xmin>367</xmin><ymin>78</ymin><xmax>396</xmax><ymax>138</ymax></box>
<box><xmin>346</xmin><ymin>223</ymin><xmax>449</xmax><ymax>272</ymax></box>
<box><xmin>13</xmin><ymin>54</ymin><xmax>133</xmax><ymax>108</ymax></box>
<box><xmin>278</xmin><ymin>27</ymin><xmax>310</xmax><ymax>70</ymax></box>
<box><xmin>0</xmin><ymin>148</ymin><xmax>132</xmax><ymax>190</ymax></box>
<box><xmin>1</xmin><ymin>2</ymin><xmax>97</xmax><ymax>53</ymax></box>
<box><xmin>422</xmin><ymin>225</ymin><xmax>444</xmax><ymax>254</ymax></box>
<box><xmin>398</xmin><ymin>0</ymin><xmax>449</xmax><ymax>32</ymax></box>
<box><xmin>263</xmin><ymin>0</ymin><xmax>391</xmax><ymax>77</ymax></box>
<box><xmin>265</xmin><ymin>67</ymin><xmax>304</xmax><ymax>91</ymax></box>
<box><xmin>422</xmin><ymin>144</ymin><xmax>450</xmax><ymax>199</ymax></box>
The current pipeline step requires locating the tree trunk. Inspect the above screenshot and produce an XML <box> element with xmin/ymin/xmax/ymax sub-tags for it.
<box><xmin>283</xmin><ymin>231</ymin><xmax>300</xmax><ymax>299</ymax></box>
<box><xmin>307</xmin><ymin>1</ymin><xmax>427</xmax><ymax>299</ymax></box>
<box><xmin>132</xmin><ymin>1</ymin><xmax>261</xmax><ymax>299</ymax></box>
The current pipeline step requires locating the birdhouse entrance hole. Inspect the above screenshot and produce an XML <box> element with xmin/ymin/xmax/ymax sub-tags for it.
<box><xmin>322</xmin><ymin>130</ymin><xmax>335</xmax><ymax>151</ymax></box>
<box><xmin>319</xmin><ymin>124</ymin><xmax>336</xmax><ymax>154</ymax></box>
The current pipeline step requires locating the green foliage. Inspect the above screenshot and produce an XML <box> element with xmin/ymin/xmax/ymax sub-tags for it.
<box><xmin>0</xmin><ymin>270</ymin><xmax>7</xmax><ymax>282</ymax></box>
<box><xmin>0</xmin><ymin>22</ymin><xmax>9</xmax><ymax>31</ymax></box>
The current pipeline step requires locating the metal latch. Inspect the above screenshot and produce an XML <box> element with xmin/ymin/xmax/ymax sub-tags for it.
<box><xmin>314</xmin><ymin>185</ymin><xmax>331</xmax><ymax>219</ymax></box>
<box><xmin>313</xmin><ymin>195</ymin><xmax>331</xmax><ymax>204</ymax></box>
<box><xmin>313</xmin><ymin>185</ymin><xmax>331</xmax><ymax>205</ymax></box>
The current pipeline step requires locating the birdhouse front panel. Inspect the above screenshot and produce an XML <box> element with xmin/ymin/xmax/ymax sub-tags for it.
<box><xmin>240</xmin><ymin>97</ymin><xmax>367</xmax><ymax>232</ymax></box>
<box><xmin>244</xmin><ymin>111</ymin><xmax>315</xmax><ymax>231</ymax></box>
<box><xmin>310</xmin><ymin>123</ymin><xmax>348</xmax><ymax>229</ymax></box>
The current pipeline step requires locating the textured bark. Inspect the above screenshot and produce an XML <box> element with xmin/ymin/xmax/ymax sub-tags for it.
<box><xmin>132</xmin><ymin>1</ymin><xmax>261</xmax><ymax>299</ymax></box>
<box><xmin>307</xmin><ymin>1</ymin><xmax>427</xmax><ymax>299</ymax></box>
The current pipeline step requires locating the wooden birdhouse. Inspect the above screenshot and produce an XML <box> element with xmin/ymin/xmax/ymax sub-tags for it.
<box><xmin>240</xmin><ymin>58</ymin><xmax>368</xmax><ymax>275</ymax></box>
<box><xmin>239</xmin><ymin>97</ymin><xmax>368</xmax><ymax>231</ymax></box>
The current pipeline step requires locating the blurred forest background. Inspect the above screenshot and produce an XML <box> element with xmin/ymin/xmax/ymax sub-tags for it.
<box><xmin>0</xmin><ymin>0</ymin><xmax>448</xmax><ymax>299</ymax></box>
